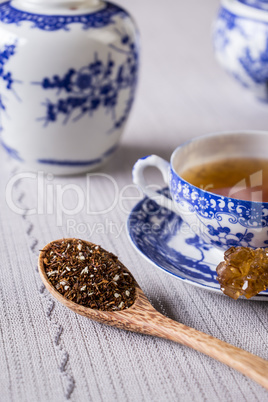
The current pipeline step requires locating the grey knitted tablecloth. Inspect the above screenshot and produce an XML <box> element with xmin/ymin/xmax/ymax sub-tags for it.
<box><xmin>0</xmin><ymin>1</ymin><xmax>268</xmax><ymax>401</ymax></box>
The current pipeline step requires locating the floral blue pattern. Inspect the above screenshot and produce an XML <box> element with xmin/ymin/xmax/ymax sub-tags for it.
<box><xmin>169</xmin><ymin>165</ymin><xmax>268</xmax><ymax>250</ymax></box>
<box><xmin>128</xmin><ymin>188</ymin><xmax>218</xmax><ymax>284</ymax></box>
<box><xmin>206</xmin><ymin>225</ymin><xmax>254</xmax><ymax>248</ymax></box>
<box><xmin>239</xmin><ymin>44</ymin><xmax>268</xmax><ymax>85</ymax></box>
<box><xmin>0</xmin><ymin>42</ymin><xmax>16</xmax><ymax>124</ymax></box>
<box><xmin>34</xmin><ymin>30</ymin><xmax>138</xmax><ymax>132</ymax></box>
<box><xmin>0</xmin><ymin>40</ymin><xmax>22</xmax><ymax>160</ymax></box>
<box><xmin>0</xmin><ymin>1</ymin><xmax>139</xmax><ymax>170</ymax></box>
<box><xmin>213</xmin><ymin>6</ymin><xmax>268</xmax><ymax>100</ymax></box>
<box><xmin>128</xmin><ymin>188</ymin><xmax>268</xmax><ymax>300</ymax></box>
<box><xmin>0</xmin><ymin>1</ymin><xmax>126</xmax><ymax>31</ymax></box>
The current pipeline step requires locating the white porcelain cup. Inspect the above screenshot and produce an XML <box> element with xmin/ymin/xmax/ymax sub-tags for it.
<box><xmin>133</xmin><ymin>131</ymin><xmax>268</xmax><ymax>251</ymax></box>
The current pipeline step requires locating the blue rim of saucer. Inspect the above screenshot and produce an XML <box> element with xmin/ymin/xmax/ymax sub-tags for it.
<box><xmin>127</xmin><ymin>188</ymin><xmax>268</xmax><ymax>301</ymax></box>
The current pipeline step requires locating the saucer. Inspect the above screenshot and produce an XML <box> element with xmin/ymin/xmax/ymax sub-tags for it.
<box><xmin>127</xmin><ymin>188</ymin><xmax>268</xmax><ymax>301</ymax></box>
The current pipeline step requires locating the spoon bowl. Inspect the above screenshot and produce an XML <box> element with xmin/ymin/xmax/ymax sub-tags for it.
<box><xmin>39</xmin><ymin>239</ymin><xmax>268</xmax><ymax>390</ymax></box>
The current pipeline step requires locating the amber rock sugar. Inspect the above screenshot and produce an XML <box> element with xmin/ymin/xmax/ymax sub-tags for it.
<box><xmin>216</xmin><ymin>246</ymin><xmax>268</xmax><ymax>299</ymax></box>
<box><xmin>42</xmin><ymin>239</ymin><xmax>136</xmax><ymax>310</ymax></box>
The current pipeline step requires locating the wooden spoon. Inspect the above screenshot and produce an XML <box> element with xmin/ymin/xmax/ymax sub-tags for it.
<box><xmin>39</xmin><ymin>239</ymin><xmax>268</xmax><ymax>390</ymax></box>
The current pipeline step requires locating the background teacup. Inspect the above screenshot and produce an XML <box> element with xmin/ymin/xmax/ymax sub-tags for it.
<box><xmin>133</xmin><ymin>130</ymin><xmax>268</xmax><ymax>251</ymax></box>
<box><xmin>213</xmin><ymin>0</ymin><xmax>268</xmax><ymax>102</ymax></box>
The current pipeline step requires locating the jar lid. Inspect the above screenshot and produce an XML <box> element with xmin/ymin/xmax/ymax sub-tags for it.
<box><xmin>237</xmin><ymin>0</ymin><xmax>268</xmax><ymax>11</ymax></box>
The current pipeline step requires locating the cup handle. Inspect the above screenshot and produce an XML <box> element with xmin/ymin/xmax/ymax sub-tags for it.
<box><xmin>132</xmin><ymin>155</ymin><xmax>178</xmax><ymax>213</ymax></box>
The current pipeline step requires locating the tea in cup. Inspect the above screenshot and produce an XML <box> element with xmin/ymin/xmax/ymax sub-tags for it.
<box><xmin>133</xmin><ymin>131</ymin><xmax>268</xmax><ymax>251</ymax></box>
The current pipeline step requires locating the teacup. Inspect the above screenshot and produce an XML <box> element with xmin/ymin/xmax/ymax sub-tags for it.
<box><xmin>213</xmin><ymin>0</ymin><xmax>268</xmax><ymax>102</ymax></box>
<box><xmin>133</xmin><ymin>130</ymin><xmax>268</xmax><ymax>251</ymax></box>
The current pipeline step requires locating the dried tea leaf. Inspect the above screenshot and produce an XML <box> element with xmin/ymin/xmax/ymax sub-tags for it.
<box><xmin>42</xmin><ymin>239</ymin><xmax>136</xmax><ymax>311</ymax></box>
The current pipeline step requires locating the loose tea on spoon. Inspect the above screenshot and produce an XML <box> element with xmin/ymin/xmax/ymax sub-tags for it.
<box><xmin>42</xmin><ymin>238</ymin><xmax>136</xmax><ymax>311</ymax></box>
<box><xmin>39</xmin><ymin>238</ymin><xmax>268</xmax><ymax>390</ymax></box>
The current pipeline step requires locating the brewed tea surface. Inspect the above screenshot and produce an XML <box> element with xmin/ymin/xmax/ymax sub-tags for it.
<box><xmin>181</xmin><ymin>157</ymin><xmax>268</xmax><ymax>202</ymax></box>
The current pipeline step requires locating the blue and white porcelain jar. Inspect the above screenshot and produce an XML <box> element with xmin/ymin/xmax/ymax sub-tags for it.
<box><xmin>213</xmin><ymin>0</ymin><xmax>268</xmax><ymax>102</ymax></box>
<box><xmin>0</xmin><ymin>0</ymin><xmax>139</xmax><ymax>174</ymax></box>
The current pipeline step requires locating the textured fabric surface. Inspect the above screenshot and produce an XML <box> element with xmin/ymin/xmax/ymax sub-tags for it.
<box><xmin>1</xmin><ymin>0</ymin><xmax>268</xmax><ymax>401</ymax></box>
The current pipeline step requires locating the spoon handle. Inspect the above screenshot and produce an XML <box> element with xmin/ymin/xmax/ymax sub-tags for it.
<box><xmin>141</xmin><ymin>311</ymin><xmax>268</xmax><ymax>390</ymax></box>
